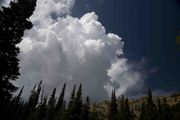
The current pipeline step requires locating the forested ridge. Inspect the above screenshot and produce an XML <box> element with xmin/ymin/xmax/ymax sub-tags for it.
<box><xmin>0</xmin><ymin>0</ymin><xmax>180</xmax><ymax>120</ymax></box>
<box><xmin>92</xmin><ymin>90</ymin><xmax>180</xmax><ymax>120</ymax></box>
<box><xmin>1</xmin><ymin>80</ymin><xmax>180</xmax><ymax>120</ymax></box>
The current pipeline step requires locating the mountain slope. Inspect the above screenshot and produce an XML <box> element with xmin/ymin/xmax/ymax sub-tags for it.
<box><xmin>90</xmin><ymin>92</ymin><xmax>180</xmax><ymax>120</ymax></box>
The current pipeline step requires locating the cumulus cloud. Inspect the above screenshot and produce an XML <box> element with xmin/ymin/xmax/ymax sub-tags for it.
<box><xmin>0</xmin><ymin>0</ymin><xmax>11</xmax><ymax>7</ymax></box>
<box><xmin>104</xmin><ymin>58</ymin><xmax>149</xmax><ymax>97</ymax></box>
<box><xmin>15</xmin><ymin>0</ymin><xmax>147</xmax><ymax>101</ymax></box>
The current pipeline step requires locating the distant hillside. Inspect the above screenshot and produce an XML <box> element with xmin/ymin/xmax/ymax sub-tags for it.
<box><xmin>90</xmin><ymin>92</ymin><xmax>180</xmax><ymax>120</ymax></box>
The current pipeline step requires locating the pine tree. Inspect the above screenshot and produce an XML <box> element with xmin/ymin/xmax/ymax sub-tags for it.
<box><xmin>0</xmin><ymin>0</ymin><xmax>37</xmax><ymax>109</ymax></box>
<box><xmin>108</xmin><ymin>89</ymin><xmax>118</xmax><ymax>120</ymax></box>
<box><xmin>14</xmin><ymin>86</ymin><xmax>24</xmax><ymax>104</ymax></box>
<box><xmin>89</xmin><ymin>104</ymin><xmax>101</xmax><ymax>120</ymax></box>
<box><xmin>29</xmin><ymin>80</ymin><xmax>42</xmax><ymax>111</ymax></box>
<box><xmin>146</xmin><ymin>89</ymin><xmax>158</xmax><ymax>120</ymax></box>
<box><xmin>139</xmin><ymin>102</ymin><xmax>146</xmax><ymax>120</ymax></box>
<box><xmin>22</xmin><ymin>81</ymin><xmax>42</xmax><ymax>120</ymax></box>
<box><xmin>65</xmin><ymin>84</ymin><xmax>83</xmax><ymax>120</ymax></box>
<box><xmin>13</xmin><ymin>100</ymin><xmax>25</xmax><ymax>120</ymax></box>
<box><xmin>124</xmin><ymin>98</ymin><xmax>133</xmax><ymax>120</ymax></box>
<box><xmin>161</xmin><ymin>98</ymin><xmax>172</xmax><ymax>120</ymax></box>
<box><xmin>130</xmin><ymin>107</ymin><xmax>135</xmax><ymax>120</ymax></box>
<box><xmin>157</xmin><ymin>98</ymin><xmax>163</xmax><ymax>120</ymax></box>
<box><xmin>66</xmin><ymin>85</ymin><xmax>76</xmax><ymax>120</ymax></box>
<box><xmin>82</xmin><ymin>96</ymin><xmax>90</xmax><ymax>120</ymax></box>
<box><xmin>55</xmin><ymin>83</ymin><xmax>66</xmax><ymax>120</ymax></box>
<box><xmin>5</xmin><ymin>86</ymin><xmax>24</xmax><ymax>120</ymax></box>
<box><xmin>139</xmin><ymin>89</ymin><xmax>158</xmax><ymax>120</ymax></box>
<box><xmin>118</xmin><ymin>96</ymin><xmax>134</xmax><ymax>120</ymax></box>
<box><xmin>73</xmin><ymin>84</ymin><xmax>83</xmax><ymax>120</ymax></box>
<box><xmin>28</xmin><ymin>95</ymin><xmax>47</xmax><ymax>120</ymax></box>
<box><xmin>68</xmin><ymin>85</ymin><xmax>76</xmax><ymax>109</ymax></box>
<box><xmin>45</xmin><ymin>88</ymin><xmax>57</xmax><ymax>120</ymax></box>
<box><xmin>119</xmin><ymin>95</ymin><xmax>125</xmax><ymax>120</ymax></box>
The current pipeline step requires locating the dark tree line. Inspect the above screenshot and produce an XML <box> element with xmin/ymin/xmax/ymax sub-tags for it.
<box><xmin>2</xmin><ymin>82</ymin><xmax>180</xmax><ymax>120</ymax></box>
<box><xmin>108</xmin><ymin>90</ymin><xmax>134</xmax><ymax>120</ymax></box>
<box><xmin>2</xmin><ymin>82</ymin><xmax>92</xmax><ymax>120</ymax></box>
<box><xmin>108</xmin><ymin>89</ymin><xmax>180</xmax><ymax>120</ymax></box>
<box><xmin>139</xmin><ymin>89</ymin><xmax>173</xmax><ymax>120</ymax></box>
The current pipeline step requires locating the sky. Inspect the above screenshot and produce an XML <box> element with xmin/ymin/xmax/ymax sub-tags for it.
<box><xmin>72</xmin><ymin>0</ymin><xmax>180</xmax><ymax>95</ymax></box>
<box><xmin>1</xmin><ymin>0</ymin><xmax>180</xmax><ymax>101</ymax></box>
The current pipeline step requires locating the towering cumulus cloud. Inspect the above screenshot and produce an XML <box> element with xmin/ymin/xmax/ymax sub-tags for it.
<box><xmin>15</xmin><ymin>0</ymin><xmax>145</xmax><ymax>101</ymax></box>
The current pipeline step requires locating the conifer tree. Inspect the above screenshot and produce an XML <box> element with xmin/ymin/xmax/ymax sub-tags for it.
<box><xmin>13</xmin><ymin>100</ymin><xmax>25</xmax><ymax>120</ymax></box>
<box><xmin>130</xmin><ymin>107</ymin><xmax>135</xmax><ymax>120</ymax></box>
<box><xmin>29</xmin><ymin>80</ymin><xmax>42</xmax><ymax>111</ymax></box>
<box><xmin>22</xmin><ymin>81</ymin><xmax>42</xmax><ymax>120</ymax></box>
<box><xmin>5</xmin><ymin>86</ymin><xmax>24</xmax><ymax>120</ymax></box>
<box><xmin>82</xmin><ymin>96</ymin><xmax>90</xmax><ymax>120</ymax></box>
<box><xmin>146</xmin><ymin>89</ymin><xmax>158</xmax><ymax>120</ymax></box>
<box><xmin>55</xmin><ymin>83</ymin><xmax>66</xmax><ymax>120</ymax></box>
<box><xmin>108</xmin><ymin>89</ymin><xmax>118</xmax><ymax>120</ymax></box>
<box><xmin>73</xmin><ymin>84</ymin><xmax>83</xmax><ymax>120</ymax></box>
<box><xmin>12</xmin><ymin>86</ymin><xmax>24</xmax><ymax>115</ymax></box>
<box><xmin>65</xmin><ymin>84</ymin><xmax>83</xmax><ymax>120</ymax></box>
<box><xmin>124</xmin><ymin>98</ymin><xmax>133</xmax><ymax>120</ymax></box>
<box><xmin>56</xmin><ymin>83</ymin><xmax>66</xmax><ymax>113</ymax></box>
<box><xmin>119</xmin><ymin>95</ymin><xmax>125</xmax><ymax>120</ymax></box>
<box><xmin>0</xmin><ymin>0</ymin><xmax>37</xmax><ymax>108</ymax></box>
<box><xmin>157</xmin><ymin>98</ymin><xmax>163</xmax><ymax>120</ymax></box>
<box><xmin>139</xmin><ymin>102</ymin><xmax>146</xmax><ymax>120</ymax></box>
<box><xmin>66</xmin><ymin>85</ymin><xmax>76</xmax><ymax>120</ymax></box>
<box><xmin>161</xmin><ymin>98</ymin><xmax>172</xmax><ymax>120</ymax></box>
<box><xmin>45</xmin><ymin>88</ymin><xmax>57</xmax><ymax>120</ymax></box>
<box><xmin>14</xmin><ymin>86</ymin><xmax>24</xmax><ymax>104</ymax></box>
<box><xmin>139</xmin><ymin>89</ymin><xmax>158</xmax><ymax>120</ymax></box>
<box><xmin>28</xmin><ymin>96</ymin><xmax>47</xmax><ymax>120</ymax></box>
<box><xmin>89</xmin><ymin>104</ymin><xmax>101</xmax><ymax>120</ymax></box>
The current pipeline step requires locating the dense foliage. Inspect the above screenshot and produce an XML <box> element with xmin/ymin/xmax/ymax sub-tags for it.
<box><xmin>0</xmin><ymin>0</ymin><xmax>37</xmax><ymax>118</ymax></box>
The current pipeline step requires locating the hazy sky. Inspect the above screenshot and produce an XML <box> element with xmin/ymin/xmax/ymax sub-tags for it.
<box><xmin>1</xmin><ymin>0</ymin><xmax>180</xmax><ymax>101</ymax></box>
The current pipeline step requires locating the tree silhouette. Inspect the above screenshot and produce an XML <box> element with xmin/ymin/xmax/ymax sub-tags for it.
<box><xmin>140</xmin><ymin>102</ymin><xmax>146</xmax><ymax>120</ymax></box>
<box><xmin>124</xmin><ymin>98</ymin><xmax>134</xmax><ymax>120</ymax></box>
<box><xmin>22</xmin><ymin>81</ymin><xmax>42</xmax><ymax>120</ymax></box>
<box><xmin>55</xmin><ymin>83</ymin><xmax>66</xmax><ymax>120</ymax></box>
<box><xmin>108</xmin><ymin>89</ymin><xmax>118</xmax><ymax>120</ymax></box>
<box><xmin>0</xmin><ymin>0</ymin><xmax>37</xmax><ymax>113</ymax></box>
<box><xmin>66</xmin><ymin>85</ymin><xmax>76</xmax><ymax>120</ymax></box>
<box><xmin>161</xmin><ymin>98</ymin><xmax>172</xmax><ymax>120</ymax></box>
<box><xmin>146</xmin><ymin>89</ymin><xmax>158</xmax><ymax>120</ymax></box>
<box><xmin>82</xmin><ymin>96</ymin><xmax>90</xmax><ymax>120</ymax></box>
<box><xmin>0</xmin><ymin>81</ymin><xmax>179</xmax><ymax>120</ymax></box>
<box><xmin>73</xmin><ymin>84</ymin><xmax>83</xmax><ymax>120</ymax></box>
<box><xmin>45</xmin><ymin>88</ymin><xmax>57</xmax><ymax>120</ymax></box>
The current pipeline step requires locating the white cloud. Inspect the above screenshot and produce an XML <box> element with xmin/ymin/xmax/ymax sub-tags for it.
<box><xmin>16</xmin><ymin>0</ymin><xmax>147</xmax><ymax>101</ymax></box>
<box><xmin>0</xmin><ymin>0</ymin><xmax>11</xmax><ymax>7</ymax></box>
<box><xmin>31</xmin><ymin>0</ymin><xmax>74</xmax><ymax>23</ymax></box>
<box><xmin>104</xmin><ymin>59</ymin><xmax>144</xmax><ymax>97</ymax></box>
